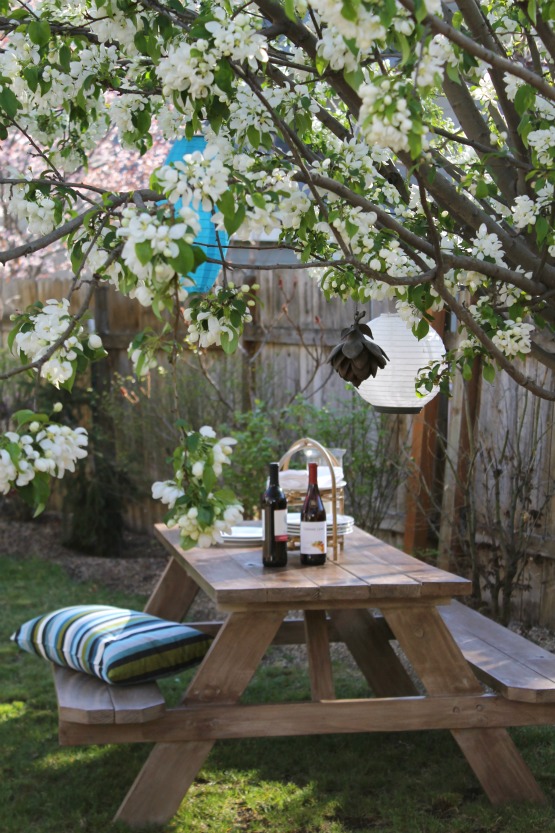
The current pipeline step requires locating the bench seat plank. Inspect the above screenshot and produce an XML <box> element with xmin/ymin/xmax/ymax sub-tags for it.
<box><xmin>439</xmin><ymin>602</ymin><xmax>555</xmax><ymax>703</ymax></box>
<box><xmin>53</xmin><ymin>665</ymin><xmax>166</xmax><ymax>724</ymax></box>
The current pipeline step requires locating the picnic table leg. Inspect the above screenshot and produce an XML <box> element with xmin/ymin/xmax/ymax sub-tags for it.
<box><xmin>143</xmin><ymin>556</ymin><xmax>199</xmax><ymax>620</ymax></box>
<box><xmin>304</xmin><ymin>609</ymin><xmax>335</xmax><ymax>700</ymax></box>
<box><xmin>329</xmin><ymin>609</ymin><xmax>418</xmax><ymax>697</ymax></box>
<box><xmin>383</xmin><ymin>605</ymin><xmax>546</xmax><ymax>805</ymax></box>
<box><xmin>114</xmin><ymin>609</ymin><xmax>285</xmax><ymax>827</ymax></box>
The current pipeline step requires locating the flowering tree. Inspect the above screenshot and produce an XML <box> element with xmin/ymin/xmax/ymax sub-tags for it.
<box><xmin>1</xmin><ymin>0</ymin><xmax>555</xmax><ymax>534</ymax></box>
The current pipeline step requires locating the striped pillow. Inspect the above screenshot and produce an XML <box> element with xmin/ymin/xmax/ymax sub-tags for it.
<box><xmin>11</xmin><ymin>605</ymin><xmax>212</xmax><ymax>685</ymax></box>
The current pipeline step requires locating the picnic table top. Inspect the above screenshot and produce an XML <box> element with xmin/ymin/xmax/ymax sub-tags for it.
<box><xmin>154</xmin><ymin>523</ymin><xmax>471</xmax><ymax>610</ymax></box>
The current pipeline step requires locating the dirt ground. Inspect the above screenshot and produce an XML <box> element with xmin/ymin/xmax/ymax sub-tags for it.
<box><xmin>0</xmin><ymin>513</ymin><xmax>169</xmax><ymax>597</ymax></box>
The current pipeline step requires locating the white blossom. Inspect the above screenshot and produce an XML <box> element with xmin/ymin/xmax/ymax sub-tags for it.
<box><xmin>492</xmin><ymin>319</ymin><xmax>535</xmax><ymax>358</ymax></box>
<box><xmin>512</xmin><ymin>196</ymin><xmax>538</xmax><ymax>229</ymax></box>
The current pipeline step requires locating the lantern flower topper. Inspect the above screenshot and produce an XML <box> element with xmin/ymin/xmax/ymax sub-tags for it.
<box><xmin>328</xmin><ymin>311</ymin><xmax>389</xmax><ymax>387</ymax></box>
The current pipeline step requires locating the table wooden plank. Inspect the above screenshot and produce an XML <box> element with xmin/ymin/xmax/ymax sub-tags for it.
<box><xmin>153</xmin><ymin>524</ymin><xmax>470</xmax><ymax>607</ymax></box>
<box><xmin>59</xmin><ymin>694</ymin><xmax>555</xmax><ymax>746</ymax></box>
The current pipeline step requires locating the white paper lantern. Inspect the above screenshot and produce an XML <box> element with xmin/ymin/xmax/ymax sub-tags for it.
<box><xmin>356</xmin><ymin>313</ymin><xmax>446</xmax><ymax>413</ymax></box>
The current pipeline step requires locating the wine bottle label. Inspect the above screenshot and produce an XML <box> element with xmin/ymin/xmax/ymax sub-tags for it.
<box><xmin>262</xmin><ymin>508</ymin><xmax>288</xmax><ymax>542</ymax></box>
<box><xmin>273</xmin><ymin>509</ymin><xmax>288</xmax><ymax>541</ymax></box>
<box><xmin>300</xmin><ymin>521</ymin><xmax>327</xmax><ymax>555</ymax></box>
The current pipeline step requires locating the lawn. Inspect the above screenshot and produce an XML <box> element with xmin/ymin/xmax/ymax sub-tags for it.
<box><xmin>2</xmin><ymin>552</ymin><xmax>555</xmax><ymax>833</ymax></box>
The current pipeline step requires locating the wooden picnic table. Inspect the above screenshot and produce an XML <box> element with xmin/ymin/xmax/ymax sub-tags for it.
<box><xmin>56</xmin><ymin>524</ymin><xmax>550</xmax><ymax>827</ymax></box>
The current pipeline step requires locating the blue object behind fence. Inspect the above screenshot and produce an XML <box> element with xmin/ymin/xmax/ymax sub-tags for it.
<box><xmin>164</xmin><ymin>136</ymin><xmax>228</xmax><ymax>293</ymax></box>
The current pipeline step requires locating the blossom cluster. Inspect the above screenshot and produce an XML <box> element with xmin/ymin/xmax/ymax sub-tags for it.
<box><xmin>183</xmin><ymin>282</ymin><xmax>258</xmax><ymax>354</ymax></box>
<box><xmin>157</xmin><ymin>9</ymin><xmax>267</xmax><ymax>102</ymax></box>
<box><xmin>491</xmin><ymin>319</ymin><xmax>535</xmax><ymax>358</ymax></box>
<box><xmin>359</xmin><ymin>79</ymin><xmax>416</xmax><ymax>153</ymax></box>
<box><xmin>0</xmin><ymin>408</ymin><xmax>88</xmax><ymax>512</ymax></box>
<box><xmin>10</xmin><ymin>299</ymin><xmax>106</xmax><ymax>389</ymax></box>
<box><xmin>152</xmin><ymin>149</ymin><xmax>230</xmax><ymax>212</ymax></box>
<box><xmin>9</xmin><ymin>183</ymin><xmax>62</xmax><ymax>236</ymax></box>
<box><xmin>115</xmin><ymin>204</ymin><xmax>202</xmax><ymax>308</ymax></box>
<box><xmin>151</xmin><ymin>425</ymin><xmax>243</xmax><ymax>550</ymax></box>
<box><xmin>310</xmin><ymin>0</ymin><xmax>386</xmax><ymax>51</ymax></box>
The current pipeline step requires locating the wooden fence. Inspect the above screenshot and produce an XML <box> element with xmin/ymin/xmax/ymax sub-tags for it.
<box><xmin>1</xmin><ymin>271</ymin><xmax>554</xmax><ymax>624</ymax></box>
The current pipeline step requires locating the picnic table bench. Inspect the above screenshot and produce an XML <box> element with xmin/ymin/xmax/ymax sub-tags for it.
<box><xmin>50</xmin><ymin>525</ymin><xmax>555</xmax><ymax>826</ymax></box>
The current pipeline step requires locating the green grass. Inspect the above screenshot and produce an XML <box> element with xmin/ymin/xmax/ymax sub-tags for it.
<box><xmin>2</xmin><ymin>553</ymin><xmax>555</xmax><ymax>833</ymax></box>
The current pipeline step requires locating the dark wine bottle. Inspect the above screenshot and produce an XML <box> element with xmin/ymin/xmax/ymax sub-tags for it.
<box><xmin>261</xmin><ymin>462</ymin><xmax>288</xmax><ymax>568</ymax></box>
<box><xmin>300</xmin><ymin>462</ymin><xmax>327</xmax><ymax>566</ymax></box>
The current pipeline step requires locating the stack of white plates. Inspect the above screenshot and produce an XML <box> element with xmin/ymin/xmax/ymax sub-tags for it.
<box><xmin>286</xmin><ymin>513</ymin><xmax>355</xmax><ymax>537</ymax></box>
<box><xmin>219</xmin><ymin>523</ymin><xmax>263</xmax><ymax>547</ymax></box>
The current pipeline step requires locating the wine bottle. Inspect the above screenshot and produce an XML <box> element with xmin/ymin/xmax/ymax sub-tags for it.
<box><xmin>300</xmin><ymin>462</ymin><xmax>327</xmax><ymax>566</ymax></box>
<box><xmin>261</xmin><ymin>462</ymin><xmax>288</xmax><ymax>568</ymax></box>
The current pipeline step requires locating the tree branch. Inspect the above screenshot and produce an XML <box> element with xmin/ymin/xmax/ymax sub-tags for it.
<box><xmin>398</xmin><ymin>0</ymin><xmax>555</xmax><ymax>103</ymax></box>
<box><xmin>436</xmin><ymin>280</ymin><xmax>555</xmax><ymax>399</ymax></box>
<box><xmin>0</xmin><ymin>189</ymin><xmax>161</xmax><ymax>266</ymax></box>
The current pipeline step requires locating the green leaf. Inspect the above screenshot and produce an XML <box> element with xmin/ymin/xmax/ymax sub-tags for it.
<box><xmin>414</xmin><ymin>0</ymin><xmax>429</xmax><ymax>22</ymax></box>
<box><xmin>135</xmin><ymin>240</ymin><xmax>153</xmax><ymax>266</ymax></box>
<box><xmin>343</xmin><ymin>68</ymin><xmax>365</xmax><ymax>92</ymax></box>
<box><xmin>22</xmin><ymin>66</ymin><xmax>39</xmax><ymax>93</ymax></box>
<box><xmin>13</xmin><ymin>409</ymin><xmax>47</xmax><ymax>426</ymax></box>
<box><xmin>482</xmin><ymin>363</ymin><xmax>495</xmax><ymax>383</ymax></box>
<box><xmin>220</xmin><ymin>329</ymin><xmax>240</xmax><ymax>354</ymax></box>
<box><xmin>475</xmin><ymin>180</ymin><xmax>489</xmax><ymax>199</ymax></box>
<box><xmin>192</xmin><ymin>245</ymin><xmax>207</xmax><ymax>268</ymax></box>
<box><xmin>414</xmin><ymin>319</ymin><xmax>430</xmax><ymax>340</ymax></box>
<box><xmin>250</xmin><ymin>192</ymin><xmax>267</xmax><ymax>210</ymax></box>
<box><xmin>535</xmin><ymin>215</ymin><xmax>549</xmax><ymax>244</ymax></box>
<box><xmin>133</xmin><ymin>106</ymin><xmax>151</xmax><ymax>136</ymax></box>
<box><xmin>197</xmin><ymin>505</ymin><xmax>213</xmax><ymax>527</ymax></box>
<box><xmin>341</xmin><ymin>0</ymin><xmax>359</xmax><ymax>23</ymax></box>
<box><xmin>7</xmin><ymin>323</ymin><xmax>20</xmax><ymax>352</ymax></box>
<box><xmin>187</xmin><ymin>433</ymin><xmax>200</xmax><ymax>453</ymax></box>
<box><xmin>169</xmin><ymin>239</ymin><xmax>195</xmax><ymax>275</ymax></box>
<box><xmin>31</xmin><ymin>473</ymin><xmax>51</xmax><ymax>517</ymax></box>
<box><xmin>203</xmin><ymin>466</ymin><xmax>217</xmax><ymax>492</ymax></box>
<box><xmin>514</xmin><ymin>84</ymin><xmax>536</xmax><ymax>117</ymax></box>
<box><xmin>247</xmin><ymin>125</ymin><xmax>261</xmax><ymax>148</ymax></box>
<box><xmin>462</xmin><ymin>362</ymin><xmax>473</xmax><ymax>381</ymax></box>
<box><xmin>283</xmin><ymin>0</ymin><xmax>296</xmax><ymax>21</ymax></box>
<box><xmin>223</xmin><ymin>202</ymin><xmax>245</xmax><ymax>236</ymax></box>
<box><xmin>217</xmin><ymin>190</ymin><xmax>235</xmax><ymax>217</ymax></box>
<box><xmin>397</xmin><ymin>33</ymin><xmax>412</xmax><ymax>67</ymax></box>
<box><xmin>445</xmin><ymin>62</ymin><xmax>461</xmax><ymax>84</ymax></box>
<box><xmin>407</xmin><ymin>130</ymin><xmax>422</xmax><ymax>160</ymax></box>
<box><xmin>214</xmin><ymin>487</ymin><xmax>238</xmax><ymax>503</ymax></box>
<box><xmin>27</xmin><ymin>19</ymin><xmax>51</xmax><ymax>46</ymax></box>
<box><xmin>0</xmin><ymin>86</ymin><xmax>19</xmax><ymax>118</ymax></box>
<box><xmin>59</xmin><ymin>44</ymin><xmax>71</xmax><ymax>72</ymax></box>
<box><xmin>315</xmin><ymin>54</ymin><xmax>328</xmax><ymax>75</ymax></box>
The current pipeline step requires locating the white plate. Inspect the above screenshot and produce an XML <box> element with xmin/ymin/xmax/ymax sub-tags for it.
<box><xmin>219</xmin><ymin>523</ymin><xmax>263</xmax><ymax>546</ymax></box>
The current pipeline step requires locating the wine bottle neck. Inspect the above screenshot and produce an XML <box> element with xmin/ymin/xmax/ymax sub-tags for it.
<box><xmin>268</xmin><ymin>462</ymin><xmax>280</xmax><ymax>486</ymax></box>
<box><xmin>307</xmin><ymin>462</ymin><xmax>318</xmax><ymax>486</ymax></box>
